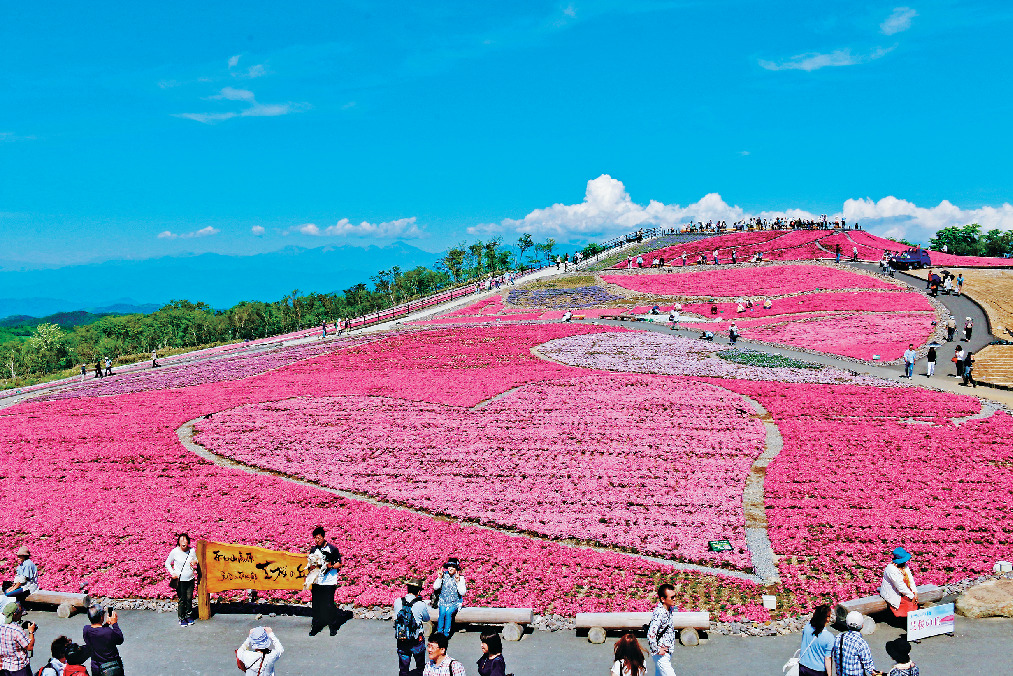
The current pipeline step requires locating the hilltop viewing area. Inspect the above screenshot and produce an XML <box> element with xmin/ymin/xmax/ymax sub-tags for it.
<box><xmin>4</xmin><ymin>223</ymin><xmax>1013</xmax><ymax>675</ymax></box>
<box><xmin>6</xmin><ymin>3</ymin><xmax>1013</xmax><ymax>673</ymax></box>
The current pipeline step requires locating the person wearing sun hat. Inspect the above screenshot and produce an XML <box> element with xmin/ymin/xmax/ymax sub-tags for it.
<box><xmin>880</xmin><ymin>546</ymin><xmax>919</xmax><ymax>619</ymax></box>
<box><xmin>3</xmin><ymin>546</ymin><xmax>38</xmax><ymax>604</ymax></box>
<box><xmin>0</xmin><ymin>601</ymin><xmax>36</xmax><ymax>676</ymax></box>
<box><xmin>237</xmin><ymin>626</ymin><xmax>284</xmax><ymax>676</ymax></box>
<box><xmin>433</xmin><ymin>557</ymin><xmax>467</xmax><ymax>636</ymax></box>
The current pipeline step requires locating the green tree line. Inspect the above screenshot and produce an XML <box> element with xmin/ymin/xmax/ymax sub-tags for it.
<box><xmin>929</xmin><ymin>224</ymin><xmax>1013</xmax><ymax>258</ymax></box>
<box><xmin>1</xmin><ymin>235</ymin><xmax>569</xmax><ymax>390</ymax></box>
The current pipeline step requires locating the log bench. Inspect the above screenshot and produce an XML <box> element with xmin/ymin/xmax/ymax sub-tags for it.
<box><xmin>26</xmin><ymin>590</ymin><xmax>91</xmax><ymax>618</ymax></box>
<box><xmin>425</xmin><ymin>606</ymin><xmax>533</xmax><ymax>641</ymax></box>
<box><xmin>575</xmin><ymin>611</ymin><xmax>710</xmax><ymax>646</ymax></box>
<box><xmin>834</xmin><ymin>584</ymin><xmax>943</xmax><ymax>632</ymax></box>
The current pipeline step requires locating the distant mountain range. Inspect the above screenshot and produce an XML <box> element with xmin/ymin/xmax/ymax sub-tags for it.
<box><xmin>0</xmin><ymin>242</ymin><xmax>442</xmax><ymax>319</ymax></box>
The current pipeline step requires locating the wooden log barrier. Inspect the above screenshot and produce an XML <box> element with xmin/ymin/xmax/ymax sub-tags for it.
<box><xmin>424</xmin><ymin>606</ymin><xmax>533</xmax><ymax>641</ymax></box>
<box><xmin>834</xmin><ymin>584</ymin><xmax>944</xmax><ymax>631</ymax></box>
<box><xmin>575</xmin><ymin>611</ymin><xmax>710</xmax><ymax>645</ymax></box>
<box><xmin>26</xmin><ymin>591</ymin><xmax>91</xmax><ymax>619</ymax></box>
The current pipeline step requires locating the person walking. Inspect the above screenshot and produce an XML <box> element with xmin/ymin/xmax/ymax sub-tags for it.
<box><xmin>952</xmin><ymin>346</ymin><xmax>964</xmax><ymax>377</ymax></box>
<box><xmin>902</xmin><ymin>344</ymin><xmax>916</xmax><ymax>378</ymax></box>
<box><xmin>962</xmin><ymin>350</ymin><xmax>976</xmax><ymax>388</ymax></box>
<box><xmin>393</xmin><ymin>578</ymin><xmax>429</xmax><ymax>676</ymax></box>
<box><xmin>0</xmin><ymin>602</ymin><xmax>35</xmax><ymax>676</ymax></box>
<box><xmin>151</xmin><ymin>350</ymin><xmax>159</xmax><ymax>368</ymax></box>
<box><xmin>963</xmin><ymin>317</ymin><xmax>973</xmax><ymax>341</ymax></box>
<box><xmin>422</xmin><ymin>633</ymin><xmax>465</xmax><ymax>676</ymax></box>
<box><xmin>798</xmin><ymin>605</ymin><xmax>835</xmax><ymax>676</ymax></box>
<box><xmin>83</xmin><ymin>604</ymin><xmax>125</xmax><ymax>676</ymax></box>
<box><xmin>647</xmin><ymin>584</ymin><xmax>679</xmax><ymax>676</ymax></box>
<box><xmin>946</xmin><ymin>316</ymin><xmax>956</xmax><ymax>341</ymax></box>
<box><xmin>835</xmin><ymin>244</ymin><xmax>841</xmax><ymax>264</ymax></box>
<box><xmin>237</xmin><ymin>627</ymin><xmax>284</xmax><ymax>676</ymax></box>
<box><xmin>611</xmin><ymin>633</ymin><xmax>646</xmax><ymax>676</ymax></box>
<box><xmin>94</xmin><ymin>360</ymin><xmax>103</xmax><ymax>379</ymax></box>
<box><xmin>477</xmin><ymin>632</ymin><xmax>506</xmax><ymax>676</ymax></box>
<box><xmin>307</xmin><ymin>526</ymin><xmax>342</xmax><ymax>636</ymax></box>
<box><xmin>956</xmin><ymin>273</ymin><xmax>964</xmax><ymax>296</ymax></box>
<box><xmin>164</xmin><ymin>533</ymin><xmax>199</xmax><ymax>627</ymax></box>
<box><xmin>831</xmin><ymin>611</ymin><xmax>877</xmax><ymax>676</ymax></box>
<box><xmin>925</xmin><ymin>346</ymin><xmax>936</xmax><ymax>377</ymax></box>
<box><xmin>104</xmin><ymin>357</ymin><xmax>112</xmax><ymax>377</ymax></box>
<box><xmin>433</xmin><ymin>558</ymin><xmax>466</xmax><ymax>637</ymax></box>
<box><xmin>80</xmin><ymin>364</ymin><xmax>87</xmax><ymax>381</ymax></box>
<box><xmin>728</xmin><ymin>322</ymin><xmax>739</xmax><ymax>345</ymax></box>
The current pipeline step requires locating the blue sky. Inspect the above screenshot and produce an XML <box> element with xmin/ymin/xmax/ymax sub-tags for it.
<box><xmin>3</xmin><ymin>0</ymin><xmax>1013</xmax><ymax>269</ymax></box>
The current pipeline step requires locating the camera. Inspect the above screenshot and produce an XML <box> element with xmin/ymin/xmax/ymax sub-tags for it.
<box><xmin>20</xmin><ymin>620</ymin><xmax>36</xmax><ymax>631</ymax></box>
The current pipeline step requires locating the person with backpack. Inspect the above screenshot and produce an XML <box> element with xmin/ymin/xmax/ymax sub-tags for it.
<box><xmin>56</xmin><ymin>642</ymin><xmax>90</xmax><ymax>676</ymax></box>
<box><xmin>394</xmin><ymin>578</ymin><xmax>429</xmax><ymax>676</ymax></box>
<box><xmin>831</xmin><ymin>611</ymin><xmax>878</xmax><ymax>676</ymax></box>
<box><xmin>797</xmin><ymin>605</ymin><xmax>835</xmax><ymax>675</ymax></box>
<box><xmin>422</xmin><ymin>633</ymin><xmax>465</xmax><ymax>676</ymax></box>
<box><xmin>38</xmin><ymin>636</ymin><xmax>73</xmax><ymax>676</ymax></box>
<box><xmin>236</xmin><ymin>627</ymin><xmax>284</xmax><ymax>676</ymax></box>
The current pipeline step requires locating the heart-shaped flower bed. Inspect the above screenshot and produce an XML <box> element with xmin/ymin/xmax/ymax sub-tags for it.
<box><xmin>193</xmin><ymin>374</ymin><xmax>766</xmax><ymax>569</ymax></box>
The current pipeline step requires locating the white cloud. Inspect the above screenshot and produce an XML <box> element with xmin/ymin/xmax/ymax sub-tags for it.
<box><xmin>251</xmin><ymin>225</ymin><xmax>265</xmax><ymax>236</ymax></box>
<box><xmin>211</xmin><ymin>87</ymin><xmax>256</xmax><ymax>102</ymax></box>
<box><xmin>228</xmin><ymin>54</ymin><xmax>241</xmax><ymax>69</ymax></box>
<box><xmin>156</xmin><ymin>226</ymin><xmax>220</xmax><ymax>240</ymax></box>
<box><xmin>881</xmin><ymin>7</ymin><xmax>917</xmax><ymax>35</ymax></box>
<box><xmin>759</xmin><ymin>46</ymin><xmax>894</xmax><ymax>72</ymax></box>
<box><xmin>0</xmin><ymin>132</ymin><xmax>35</xmax><ymax>142</ymax></box>
<box><xmin>739</xmin><ymin>150</ymin><xmax>750</xmax><ymax>156</ymax></box>
<box><xmin>175</xmin><ymin>87</ymin><xmax>309</xmax><ymax>124</ymax></box>
<box><xmin>467</xmin><ymin>174</ymin><xmax>1013</xmax><ymax>245</ymax></box>
<box><xmin>844</xmin><ymin>196</ymin><xmax>1013</xmax><ymax>243</ymax></box>
<box><xmin>292</xmin><ymin>217</ymin><xmax>421</xmax><ymax>238</ymax></box>
<box><xmin>469</xmin><ymin>175</ymin><xmax>821</xmax><ymax>238</ymax></box>
<box><xmin>244</xmin><ymin>64</ymin><xmax>267</xmax><ymax>78</ymax></box>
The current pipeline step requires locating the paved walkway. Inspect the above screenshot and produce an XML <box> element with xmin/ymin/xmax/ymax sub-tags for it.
<box><xmin>22</xmin><ymin>606</ymin><xmax>1012</xmax><ymax>676</ymax></box>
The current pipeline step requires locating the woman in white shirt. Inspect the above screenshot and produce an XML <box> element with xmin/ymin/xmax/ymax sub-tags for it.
<box><xmin>237</xmin><ymin>627</ymin><xmax>284</xmax><ymax>676</ymax></box>
<box><xmin>880</xmin><ymin>547</ymin><xmax>918</xmax><ymax>619</ymax></box>
<box><xmin>610</xmin><ymin>633</ymin><xmax>645</xmax><ymax>676</ymax></box>
<box><xmin>164</xmin><ymin>533</ymin><xmax>198</xmax><ymax>627</ymax></box>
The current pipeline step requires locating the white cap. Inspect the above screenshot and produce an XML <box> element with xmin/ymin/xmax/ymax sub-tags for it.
<box><xmin>846</xmin><ymin>610</ymin><xmax>864</xmax><ymax>629</ymax></box>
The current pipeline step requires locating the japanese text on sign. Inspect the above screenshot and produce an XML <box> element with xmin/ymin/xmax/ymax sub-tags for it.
<box><xmin>201</xmin><ymin>541</ymin><xmax>308</xmax><ymax>593</ymax></box>
<box><xmin>907</xmin><ymin>603</ymin><xmax>955</xmax><ymax>641</ymax></box>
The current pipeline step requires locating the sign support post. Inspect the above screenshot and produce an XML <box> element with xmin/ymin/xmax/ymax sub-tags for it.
<box><xmin>197</xmin><ymin>539</ymin><xmax>211</xmax><ymax>621</ymax></box>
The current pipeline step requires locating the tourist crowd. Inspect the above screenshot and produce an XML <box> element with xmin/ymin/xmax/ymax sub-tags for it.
<box><xmin>0</xmin><ymin>537</ymin><xmax>938</xmax><ymax>676</ymax></box>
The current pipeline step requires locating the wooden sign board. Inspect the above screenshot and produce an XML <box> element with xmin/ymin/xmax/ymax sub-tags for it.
<box><xmin>195</xmin><ymin>540</ymin><xmax>307</xmax><ymax>620</ymax></box>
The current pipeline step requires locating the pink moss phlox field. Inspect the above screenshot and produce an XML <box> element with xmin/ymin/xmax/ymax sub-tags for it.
<box><xmin>715</xmin><ymin>380</ymin><xmax>1013</xmax><ymax>611</ymax></box>
<box><xmin>0</xmin><ymin>324</ymin><xmax>775</xmax><ymax>618</ymax></box>
<box><xmin>740</xmin><ymin>312</ymin><xmax>936</xmax><ymax>361</ymax></box>
<box><xmin>38</xmin><ymin>338</ymin><xmax>366</xmax><ymax>401</ymax></box>
<box><xmin>679</xmin><ymin>292</ymin><xmax>932</xmax><ymax>318</ymax></box>
<box><xmin>620</xmin><ymin>230</ymin><xmax>1013</xmax><ymax>268</ymax></box>
<box><xmin>537</xmin><ymin>332</ymin><xmax>897</xmax><ymax>386</ymax></box>
<box><xmin>194</xmin><ymin>376</ymin><xmax>765</xmax><ymax>567</ymax></box>
<box><xmin>603</xmin><ymin>266</ymin><xmax>899</xmax><ymax>297</ymax></box>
